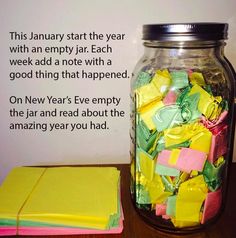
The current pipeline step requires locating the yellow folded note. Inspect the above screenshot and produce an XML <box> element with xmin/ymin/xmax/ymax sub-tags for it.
<box><xmin>175</xmin><ymin>175</ymin><xmax>207</xmax><ymax>224</ymax></box>
<box><xmin>152</xmin><ymin>69</ymin><xmax>171</xmax><ymax>94</ymax></box>
<box><xmin>139</xmin><ymin>100</ymin><xmax>164</xmax><ymax>130</ymax></box>
<box><xmin>190</xmin><ymin>130</ymin><xmax>212</xmax><ymax>154</ymax></box>
<box><xmin>138</xmin><ymin>149</ymin><xmax>155</xmax><ymax>181</ymax></box>
<box><xmin>189</xmin><ymin>84</ymin><xmax>221</xmax><ymax>120</ymax></box>
<box><xmin>171</xmin><ymin>219</ymin><xmax>199</xmax><ymax>228</ymax></box>
<box><xmin>139</xmin><ymin>174</ymin><xmax>172</xmax><ymax>204</ymax></box>
<box><xmin>135</xmin><ymin>82</ymin><xmax>162</xmax><ymax>109</ymax></box>
<box><xmin>164</xmin><ymin>122</ymin><xmax>206</xmax><ymax>147</ymax></box>
<box><xmin>189</xmin><ymin>72</ymin><xmax>206</xmax><ymax>86</ymax></box>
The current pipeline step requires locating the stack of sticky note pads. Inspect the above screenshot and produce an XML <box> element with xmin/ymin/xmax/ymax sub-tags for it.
<box><xmin>0</xmin><ymin>167</ymin><xmax>123</xmax><ymax>236</ymax></box>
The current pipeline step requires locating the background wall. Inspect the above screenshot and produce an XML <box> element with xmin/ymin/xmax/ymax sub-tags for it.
<box><xmin>0</xmin><ymin>0</ymin><xmax>236</xmax><ymax>183</ymax></box>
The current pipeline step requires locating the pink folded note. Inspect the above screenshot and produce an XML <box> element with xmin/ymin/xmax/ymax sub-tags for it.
<box><xmin>162</xmin><ymin>215</ymin><xmax>171</xmax><ymax>220</ymax></box>
<box><xmin>163</xmin><ymin>91</ymin><xmax>177</xmax><ymax>105</ymax></box>
<box><xmin>201</xmin><ymin>111</ymin><xmax>228</xmax><ymax>130</ymax></box>
<box><xmin>208</xmin><ymin>124</ymin><xmax>228</xmax><ymax>163</ymax></box>
<box><xmin>157</xmin><ymin>148</ymin><xmax>207</xmax><ymax>173</ymax></box>
<box><xmin>176</xmin><ymin>148</ymin><xmax>207</xmax><ymax>173</ymax></box>
<box><xmin>157</xmin><ymin>150</ymin><xmax>172</xmax><ymax>166</ymax></box>
<box><xmin>156</xmin><ymin>203</ymin><xmax>167</xmax><ymax>216</ymax></box>
<box><xmin>201</xmin><ymin>188</ymin><xmax>222</xmax><ymax>224</ymax></box>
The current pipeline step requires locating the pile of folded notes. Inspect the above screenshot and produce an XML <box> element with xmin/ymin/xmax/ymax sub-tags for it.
<box><xmin>133</xmin><ymin>69</ymin><xmax>228</xmax><ymax>227</ymax></box>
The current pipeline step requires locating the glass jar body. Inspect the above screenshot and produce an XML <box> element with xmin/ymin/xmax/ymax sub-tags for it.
<box><xmin>130</xmin><ymin>40</ymin><xmax>235</xmax><ymax>233</ymax></box>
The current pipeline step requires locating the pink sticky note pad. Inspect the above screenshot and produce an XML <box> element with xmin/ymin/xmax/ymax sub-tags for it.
<box><xmin>201</xmin><ymin>188</ymin><xmax>222</xmax><ymax>224</ymax></box>
<box><xmin>156</xmin><ymin>203</ymin><xmax>167</xmax><ymax>216</ymax></box>
<box><xmin>208</xmin><ymin>124</ymin><xmax>228</xmax><ymax>163</ymax></box>
<box><xmin>157</xmin><ymin>150</ymin><xmax>171</xmax><ymax>166</ymax></box>
<box><xmin>0</xmin><ymin>227</ymin><xmax>16</xmax><ymax>236</ymax></box>
<box><xmin>163</xmin><ymin>91</ymin><xmax>177</xmax><ymax>105</ymax></box>
<box><xmin>176</xmin><ymin>148</ymin><xmax>207</xmax><ymax>173</ymax></box>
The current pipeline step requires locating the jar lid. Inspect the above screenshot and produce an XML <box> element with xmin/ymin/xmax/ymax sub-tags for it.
<box><xmin>143</xmin><ymin>23</ymin><xmax>228</xmax><ymax>41</ymax></box>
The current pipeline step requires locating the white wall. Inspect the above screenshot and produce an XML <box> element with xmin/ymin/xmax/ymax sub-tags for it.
<box><xmin>0</xmin><ymin>0</ymin><xmax>236</xmax><ymax>183</ymax></box>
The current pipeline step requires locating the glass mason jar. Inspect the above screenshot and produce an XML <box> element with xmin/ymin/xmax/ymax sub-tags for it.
<box><xmin>130</xmin><ymin>23</ymin><xmax>236</xmax><ymax>233</ymax></box>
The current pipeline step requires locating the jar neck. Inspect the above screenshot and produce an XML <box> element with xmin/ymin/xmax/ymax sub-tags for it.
<box><xmin>144</xmin><ymin>40</ymin><xmax>225</xmax><ymax>48</ymax></box>
<box><xmin>143</xmin><ymin>40</ymin><xmax>225</xmax><ymax>58</ymax></box>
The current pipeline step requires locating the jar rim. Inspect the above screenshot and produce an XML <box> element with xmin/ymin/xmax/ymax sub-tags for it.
<box><xmin>142</xmin><ymin>23</ymin><xmax>228</xmax><ymax>41</ymax></box>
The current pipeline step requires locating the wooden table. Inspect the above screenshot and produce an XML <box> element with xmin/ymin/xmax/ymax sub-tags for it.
<box><xmin>5</xmin><ymin>163</ymin><xmax>236</xmax><ymax>238</ymax></box>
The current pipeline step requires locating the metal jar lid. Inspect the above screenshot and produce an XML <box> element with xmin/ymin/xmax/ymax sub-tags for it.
<box><xmin>142</xmin><ymin>23</ymin><xmax>228</xmax><ymax>41</ymax></box>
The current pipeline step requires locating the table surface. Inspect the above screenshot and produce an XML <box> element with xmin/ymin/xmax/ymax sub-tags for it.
<box><xmin>5</xmin><ymin>163</ymin><xmax>236</xmax><ymax>238</ymax></box>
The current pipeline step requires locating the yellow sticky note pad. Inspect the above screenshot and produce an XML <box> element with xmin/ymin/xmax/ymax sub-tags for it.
<box><xmin>190</xmin><ymin>130</ymin><xmax>212</xmax><ymax>154</ymax></box>
<box><xmin>135</xmin><ymin>82</ymin><xmax>162</xmax><ymax>109</ymax></box>
<box><xmin>20</xmin><ymin>167</ymin><xmax>120</xmax><ymax>229</ymax></box>
<box><xmin>175</xmin><ymin>175</ymin><xmax>207</xmax><ymax>223</ymax></box>
<box><xmin>0</xmin><ymin>167</ymin><xmax>121</xmax><ymax>230</ymax></box>
<box><xmin>138</xmin><ymin>149</ymin><xmax>155</xmax><ymax>181</ymax></box>
<box><xmin>139</xmin><ymin>100</ymin><xmax>164</xmax><ymax>131</ymax></box>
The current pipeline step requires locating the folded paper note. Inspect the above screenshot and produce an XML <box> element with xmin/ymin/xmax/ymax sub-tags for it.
<box><xmin>164</xmin><ymin>122</ymin><xmax>207</xmax><ymax>148</ymax></box>
<box><xmin>155</xmin><ymin>164</ymin><xmax>180</xmax><ymax>177</ymax></box>
<box><xmin>190</xmin><ymin>130</ymin><xmax>212</xmax><ymax>154</ymax></box>
<box><xmin>157</xmin><ymin>150</ymin><xmax>172</xmax><ymax>166</ymax></box>
<box><xmin>170</xmin><ymin>71</ymin><xmax>189</xmax><ymax>89</ymax></box>
<box><xmin>157</xmin><ymin>148</ymin><xmax>207</xmax><ymax>173</ymax></box>
<box><xmin>135</xmin><ymin>71</ymin><xmax>152</xmax><ymax>89</ymax></box>
<box><xmin>145</xmin><ymin>174</ymin><xmax>172</xmax><ymax>204</ymax></box>
<box><xmin>208</xmin><ymin>124</ymin><xmax>228</xmax><ymax>163</ymax></box>
<box><xmin>156</xmin><ymin>204</ymin><xmax>167</xmax><ymax>216</ymax></box>
<box><xmin>136</xmin><ymin>183</ymin><xmax>150</xmax><ymax>204</ymax></box>
<box><xmin>176</xmin><ymin>148</ymin><xmax>207</xmax><ymax>173</ymax></box>
<box><xmin>153</xmin><ymin>105</ymin><xmax>183</xmax><ymax>132</ymax></box>
<box><xmin>163</xmin><ymin>90</ymin><xmax>178</xmax><ymax>105</ymax></box>
<box><xmin>152</xmin><ymin>69</ymin><xmax>171</xmax><ymax>94</ymax></box>
<box><xmin>166</xmin><ymin>195</ymin><xmax>177</xmax><ymax>217</ymax></box>
<box><xmin>201</xmin><ymin>188</ymin><xmax>222</xmax><ymax>224</ymax></box>
<box><xmin>189</xmin><ymin>84</ymin><xmax>221</xmax><ymax>120</ymax></box>
<box><xmin>189</xmin><ymin>72</ymin><xmax>206</xmax><ymax>86</ymax></box>
<box><xmin>175</xmin><ymin>175</ymin><xmax>208</xmax><ymax>224</ymax></box>
<box><xmin>139</xmin><ymin>100</ymin><xmax>164</xmax><ymax>131</ymax></box>
<box><xmin>161</xmin><ymin>176</ymin><xmax>175</xmax><ymax>193</ymax></box>
<box><xmin>138</xmin><ymin>148</ymin><xmax>155</xmax><ymax>181</ymax></box>
<box><xmin>203</xmin><ymin>157</ymin><xmax>225</xmax><ymax>191</ymax></box>
<box><xmin>137</xmin><ymin>173</ymin><xmax>171</xmax><ymax>204</ymax></box>
<box><xmin>136</xmin><ymin>81</ymin><xmax>162</xmax><ymax>109</ymax></box>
